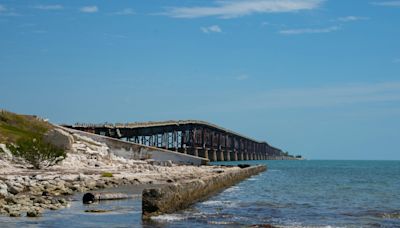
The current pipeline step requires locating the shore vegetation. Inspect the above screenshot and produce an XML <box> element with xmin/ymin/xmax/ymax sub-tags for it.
<box><xmin>0</xmin><ymin>110</ymin><xmax>65</xmax><ymax>169</ymax></box>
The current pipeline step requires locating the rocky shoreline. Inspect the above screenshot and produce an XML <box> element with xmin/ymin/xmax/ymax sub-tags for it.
<box><xmin>0</xmin><ymin>128</ymin><xmax>242</xmax><ymax>218</ymax></box>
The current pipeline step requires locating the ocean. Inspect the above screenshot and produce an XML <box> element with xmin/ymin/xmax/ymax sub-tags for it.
<box><xmin>153</xmin><ymin>160</ymin><xmax>400</xmax><ymax>227</ymax></box>
<box><xmin>1</xmin><ymin>160</ymin><xmax>399</xmax><ymax>227</ymax></box>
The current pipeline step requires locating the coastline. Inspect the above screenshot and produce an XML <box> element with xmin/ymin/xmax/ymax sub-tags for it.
<box><xmin>0</xmin><ymin>127</ymin><xmax>266</xmax><ymax>219</ymax></box>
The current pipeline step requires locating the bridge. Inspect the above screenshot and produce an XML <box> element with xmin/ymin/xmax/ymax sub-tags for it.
<box><xmin>63</xmin><ymin>120</ymin><xmax>287</xmax><ymax>161</ymax></box>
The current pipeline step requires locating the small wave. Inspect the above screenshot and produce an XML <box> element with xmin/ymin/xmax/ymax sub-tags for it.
<box><xmin>151</xmin><ymin>214</ymin><xmax>186</xmax><ymax>222</ymax></box>
<box><xmin>248</xmin><ymin>177</ymin><xmax>259</xmax><ymax>181</ymax></box>
<box><xmin>268</xmin><ymin>169</ymin><xmax>281</xmax><ymax>172</ymax></box>
<box><xmin>208</xmin><ymin>220</ymin><xmax>240</xmax><ymax>225</ymax></box>
<box><xmin>224</xmin><ymin>186</ymin><xmax>242</xmax><ymax>193</ymax></box>
<box><xmin>201</xmin><ymin>200</ymin><xmax>236</xmax><ymax>207</ymax></box>
<box><xmin>378</xmin><ymin>212</ymin><xmax>400</xmax><ymax>219</ymax></box>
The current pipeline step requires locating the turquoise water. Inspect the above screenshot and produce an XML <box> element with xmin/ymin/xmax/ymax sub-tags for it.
<box><xmin>1</xmin><ymin>160</ymin><xmax>399</xmax><ymax>227</ymax></box>
<box><xmin>153</xmin><ymin>160</ymin><xmax>400</xmax><ymax>227</ymax></box>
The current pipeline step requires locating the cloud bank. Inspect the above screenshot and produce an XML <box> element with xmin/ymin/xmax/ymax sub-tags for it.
<box><xmin>163</xmin><ymin>0</ymin><xmax>323</xmax><ymax>18</ymax></box>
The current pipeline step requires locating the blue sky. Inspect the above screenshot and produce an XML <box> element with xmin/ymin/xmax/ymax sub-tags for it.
<box><xmin>1</xmin><ymin>0</ymin><xmax>399</xmax><ymax>160</ymax></box>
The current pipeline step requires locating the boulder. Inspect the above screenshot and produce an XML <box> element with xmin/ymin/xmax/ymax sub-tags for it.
<box><xmin>43</xmin><ymin>128</ymin><xmax>74</xmax><ymax>150</ymax></box>
<box><xmin>9</xmin><ymin>211</ymin><xmax>21</xmax><ymax>217</ymax></box>
<box><xmin>0</xmin><ymin>182</ymin><xmax>8</xmax><ymax>198</ymax></box>
<box><xmin>6</xmin><ymin>183</ymin><xmax>24</xmax><ymax>195</ymax></box>
<box><xmin>27</xmin><ymin>209</ymin><xmax>42</xmax><ymax>217</ymax></box>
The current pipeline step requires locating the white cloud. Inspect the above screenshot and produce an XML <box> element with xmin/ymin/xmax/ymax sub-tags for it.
<box><xmin>34</xmin><ymin>5</ymin><xmax>63</xmax><ymax>10</ymax></box>
<box><xmin>111</xmin><ymin>8</ymin><xmax>135</xmax><ymax>15</ymax></box>
<box><xmin>80</xmin><ymin>6</ymin><xmax>98</xmax><ymax>13</ymax></box>
<box><xmin>279</xmin><ymin>26</ymin><xmax>340</xmax><ymax>35</ymax></box>
<box><xmin>211</xmin><ymin>82</ymin><xmax>400</xmax><ymax>111</ymax></box>
<box><xmin>236</xmin><ymin>74</ymin><xmax>249</xmax><ymax>81</ymax></box>
<box><xmin>201</xmin><ymin>25</ymin><xmax>222</xmax><ymax>33</ymax></box>
<box><xmin>0</xmin><ymin>4</ymin><xmax>19</xmax><ymax>16</ymax></box>
<box><xmin>162</xmin><ymin>0</ymin><xmax>323</xmax><ymax>19</ymax></box>
<box><xmin>371</xmin><ymin>1</ymin><xmax>400</xmax><ymax>6</ymax></box>
<box><xmin>336</xmin><ymin>16</ymin><xmax>369</xmax><ymax>22</ymax></box>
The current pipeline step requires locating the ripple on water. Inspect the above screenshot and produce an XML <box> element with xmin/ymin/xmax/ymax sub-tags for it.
<box><xmin>200</xmin><ymin>200</ymin><xmax>237</xmax><ymax>207</ymax></box>
<box><xmin>151</xmin><ymin>214</ymin><xmax>187</xmax><ymax>222</ymax></box>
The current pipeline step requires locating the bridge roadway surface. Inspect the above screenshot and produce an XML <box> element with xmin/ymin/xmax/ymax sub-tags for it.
<box><xmin>63</xmin><ymin>120</ymin><xmax>286</xmax><ymax>161</ymax></box>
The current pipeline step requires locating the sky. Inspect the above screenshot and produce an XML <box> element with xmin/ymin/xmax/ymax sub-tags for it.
<box><xmin>0</xmin><ymin>0</ymin><xmax>399</xmax><ymax>160</ymax></box>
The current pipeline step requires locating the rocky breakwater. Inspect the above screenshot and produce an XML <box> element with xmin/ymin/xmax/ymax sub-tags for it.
<box><xmin>142</xmin><ymin>165</ymin><xmax>267</xmax><ymax>219</ymax></box>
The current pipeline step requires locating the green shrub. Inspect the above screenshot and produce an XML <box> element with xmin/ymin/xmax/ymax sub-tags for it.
<box><xmin>101</xmin><ymin>172</ymin><xmax>113</xmax><ymax>178</ymax></box>
<box><xmin>7</xmin><ymin>137</ymin><xmax>66</xmax><ymax>169</ymax></box>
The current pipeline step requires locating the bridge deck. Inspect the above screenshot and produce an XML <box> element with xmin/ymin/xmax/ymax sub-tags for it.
<box><xmin>64</xmin><ymin>120</ymin><xmax>285</xmax><ymax>161</ymax></box>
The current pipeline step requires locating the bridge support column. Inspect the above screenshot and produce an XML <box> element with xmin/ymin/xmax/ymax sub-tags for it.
<box><xmin>240</xmin><ymin>152</ymin><xmax>244</xmax><ymax>161</ymax></box>
<box><xmin>210</xmin><ymin>149</ymin><xmax>217</xmax><ymax>162</ymax></box>
<box><xmin>199</xmin><ymin>148</ymin><xmax>208</xmax><ymax>159</ymax></box>
<box><xmin>245</xmin><ymin>153</ymin><xmax>249</xmax><ymax>160</ymax></box>
<box><xmin>250</xmin><ymin>153</ymin><xmax>254</xmax><ymax>160</ymax></box>
<box><xmin>224</xmin><ymin>150</ymin><xmax>231</xmax><ymax>161</ymax></box>
<box><xmin>218</xmin><ymin>150</ymin><xmax>224</xmax><ymax>161</ymax></box>
<box><xmin>233</xmin><ymin>151</ymin><xmax>238</xmax><ymax>161</ymax></box>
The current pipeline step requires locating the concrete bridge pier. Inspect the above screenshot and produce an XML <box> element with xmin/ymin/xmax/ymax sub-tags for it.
<box><xmin>224</xmin><ymin>150</ymin><xmax>231</xmax><ymax>161</ymax></box>
<box><xmin>240</xmin><ymin>152</ymin><xmax>244</xmax><ymax>161</ymax></box>
<box><xmin>199</xmin><ymin>148</ymin><xmax>208</xmax><ymax>160</ymax></box>
<box><xmin>245</xmin><ymin>153</ymin><xmax>249</xmax><ymax>160</ymax></box>
<box><xmin>208</xmin><ymin>149</ymin><xmax>217</xmax><ymax>161</ymax></box>
<box><xmin>250</xmin><ymin>153</ymin><xmax>254</xmax><ymax>160</ymax></box>
<box><xmin>218</xmin><ymin>150</ymin><xmax>224</xmax><ymax>161</ymax></box>
<box><xmin>232</xmin><ymin>151</ymin><xmax>238</xmax><ymax>161</ymax></box>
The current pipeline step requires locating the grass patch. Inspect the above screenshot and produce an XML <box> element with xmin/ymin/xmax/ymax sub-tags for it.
<box><xmin>0</xmin><ymin>110</ymin><xmax>65</xmax><ymax>169</ymax></box>
<box><xmin>101</xmin><ymin>172</ymin><xmax>113</xmax><ymax>178</ymax></box>
<box><xmin>0</xmin><ymin>110</ymin><xmax>51</xmax><ymax>143</ymax></box>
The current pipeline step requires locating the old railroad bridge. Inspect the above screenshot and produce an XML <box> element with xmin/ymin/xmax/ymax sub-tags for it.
<box><xmin>64</xmin><ymin>120</ymin><xmax>286</xmax><ymax>161</ymax></box>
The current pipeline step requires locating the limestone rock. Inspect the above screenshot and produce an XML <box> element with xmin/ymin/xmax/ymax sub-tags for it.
<box><xmin>44</xmin><ymin>128</ymin><xmax>74</xmax><ymax>150</ymax></box>
<box><xmin>0</xmin><ymin>181</ymin><xmax>8</xmax><ymax>198</ymax></box>
<box><xmin>27</xmin><ymin>209</ymin><xmax>42</xmax><ymax>217</ymax></box>
<box><xmin>6</xmin><ymin>182</ymin><xmax>24</xmax><ymax>195</ymax></box>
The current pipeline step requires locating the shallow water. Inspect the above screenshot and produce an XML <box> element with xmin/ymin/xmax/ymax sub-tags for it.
<box><xmin>153</xmin><ymin>160</ymin><xmax>400</xmax><ymax>228</ymax></box>
<box><xmin>1</xmin><ymin>161</ymin><xmax>399</xmax><ymax>227</ymax></box>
